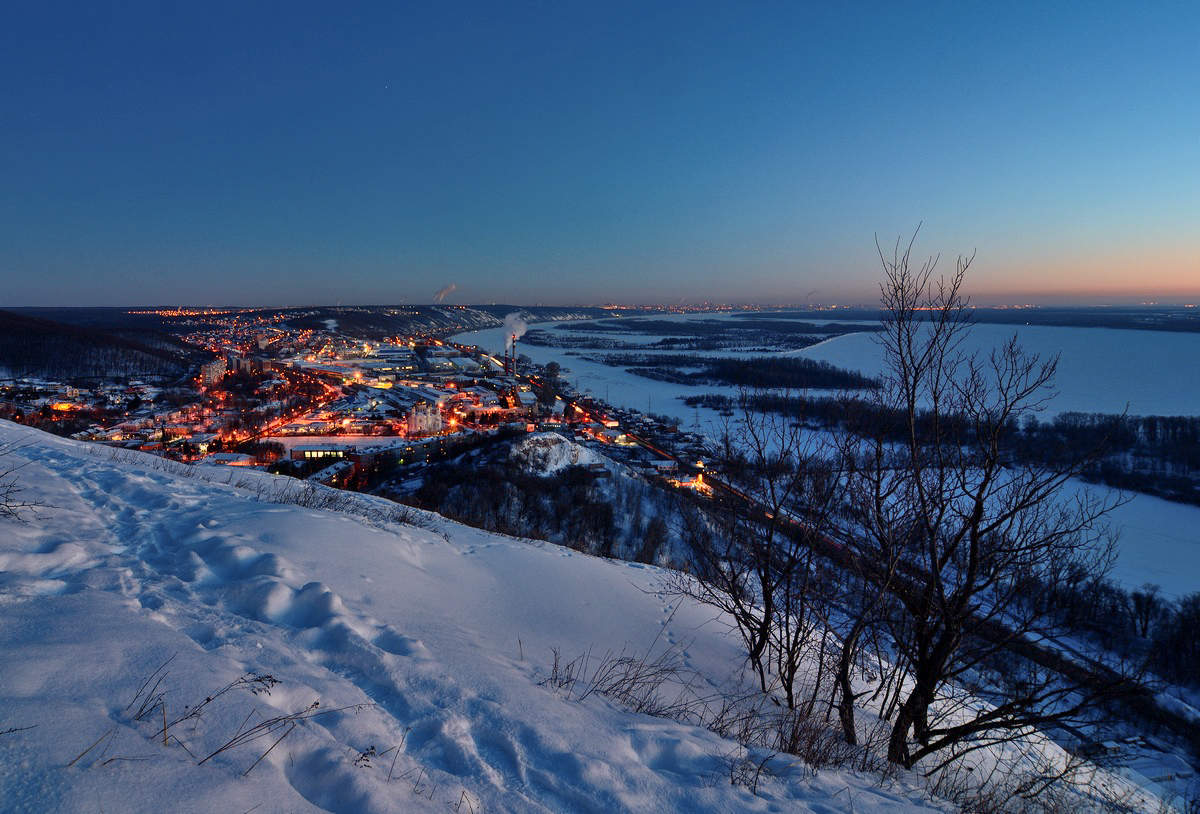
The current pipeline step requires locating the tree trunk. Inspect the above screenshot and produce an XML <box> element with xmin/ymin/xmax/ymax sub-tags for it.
<box><xmin>836</xmin><ymin>621</ymin><xmax>865</xmax><ymax>744</ymax></box>
<box><xmin>888</xmin><ymin>699</ymin><xmax>917</xmax><ymax>767</ymax></box>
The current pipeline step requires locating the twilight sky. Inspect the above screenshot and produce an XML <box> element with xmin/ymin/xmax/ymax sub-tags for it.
<box><xmin>2</xmin><ymin>2</ymin><xmax>1198</xmax><ymax>306</ymax></box>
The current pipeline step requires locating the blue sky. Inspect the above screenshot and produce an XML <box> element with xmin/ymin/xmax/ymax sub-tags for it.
<box><xmin>2</xmin><ymin>2</ymin><xmax>1198</xmax><ymax>306</ymax></box>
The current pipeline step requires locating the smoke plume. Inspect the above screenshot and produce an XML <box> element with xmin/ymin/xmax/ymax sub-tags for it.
<box><xmin>503</xmin><ymin>312</ymin><xmax>528</xmax><ymax>352</ymax></box>
<box><xmin>433</xmin><ymin>283</ymin><xmax>457</xmax><ymax>303</ymax></box>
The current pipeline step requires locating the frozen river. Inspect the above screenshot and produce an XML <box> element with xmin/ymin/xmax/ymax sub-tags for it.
<box><xmin>454</xmin><ymin>314</ymin><xmax>1200</xmax><ymax>597</ymax></box>
<box><xmin>798</xmin><ymin>320</ymin><xmax>1200</xmax><ymax>418</ymax></box>
<box><xmin>460</xmin><ymin>312</ymin><xmax>1200</xmax><ymax>419</ymax></box>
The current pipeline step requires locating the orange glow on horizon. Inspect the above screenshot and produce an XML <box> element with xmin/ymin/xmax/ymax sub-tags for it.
<box><xmin>966</xmin><ymin>240</ymin><xmax>1200</xmax><ymax>303</ymax></box>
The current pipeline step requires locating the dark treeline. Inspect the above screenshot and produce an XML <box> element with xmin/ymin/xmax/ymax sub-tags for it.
<box><xmin>522</xmin><ymin>330</ymin><xmax>634</xmax><ymax>350</ymax></box>
<box><xmin>685</xmin><ymin>393</ymin><xmax>872</xmax><ymax>425</ymax></box>
<box><xmin>1034</xmin><ymin>576</ymin><xmax>1200</xmax><ymax>696</ymax></box>
<box><xmin>1015</xmin><ymin>413</ymin><xmax>1200</xmax><ymax>505</ymax></box>
<box><xmin>540</xmin><ymin>317</ymin><xmax>881</xmax><ymax>351</ymax></box>
<box><xmin>727</xmin><ymin>307</ymin><xmax>1200</xmax><ymax>334</ymax></box>
<box><xmin>684</xmin><ymin>393</ymin><xmax>1200</xmax><ymax>506</ymax></box>
<box><xmin>601</xmin><ymin>356</ymin><xmax>879</xmax><ymax>391</ymax></box>
<box><xmin>523</xmin><ymin>329</ymin><xmax>841</xmax><ymax>352</ymax></box>
<box><xmin>399</xmin><ymin>456</ymin><xmax>686</xmax><ymax>566</ymax></box>
<box><xmin>406</xmin><ymin>461</ymin><xmax>617</xmax><ymax>554</ymax></box>
<box><xmin>0</xmin><ymin>310</ymin><xmax>190</xmax><ymax>380</ymax></box>
<box><xmin>557</xmin><ymin>317</ymin><xmax>879</xmax><ymax>337</ymax></box>
<box><xmin>689</xmin><ymin>389</ymin><xmax>1200</xmax><ymax>699</ymax></box>
<box><xmin>1016</xmin><ymin>413</ymin><xmax>1200</xmax><ymax>468</ymax></box>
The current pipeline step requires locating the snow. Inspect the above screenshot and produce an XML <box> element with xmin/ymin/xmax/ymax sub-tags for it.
<box><xmin>457</xmin><ymin>323</ymin><xmax>746</xmax><ymax>431</ymax></box>
<box><xmin>0</xmin><ymin>420</ymin><xmax>945</xmax><ymax>813</ymax></box>
<box><xmin>509</xmin><ymin>432</ymin><xmax>607</xmax><ymax>475</ymax></box>
<box><xmin>1082</xmin><ymin>483</ymin><xmax>1200</xmax><ymax>599</ymax></box>
<box><xmin>457</xmin><ymin>318</ymin><xmax>1200</xmax><ymax>600</ymax></box>
<box><xmin>462</xmin><ymin>313</ymin><xmax>1200</xmax><ymax>421</ymax></box>
<box><xmin>795</xmin><ymin>321</ymin><xmax>1200</xmax><ymax>419</ymax></box>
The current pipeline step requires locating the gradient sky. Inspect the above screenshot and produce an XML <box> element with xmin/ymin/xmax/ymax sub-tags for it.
<box><xmin>2</xmin><ymin>2</ymin><xmax>1198</xmax><ymax>306</ymax></box>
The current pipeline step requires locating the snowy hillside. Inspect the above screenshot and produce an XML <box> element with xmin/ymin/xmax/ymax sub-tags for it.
<box><xmin>0</xmin><ymin>421</ymin><xmax>944</xmax><ymax>813</ymax></box>
<box><xmin>509</xmin><ymin>432</ymin><xmax>609</xmax><ymax>475</ymax></box>
<box><xmin>398</xmin><ymin>432</ymin><xmax>700</xmax><ymax>569</ymax></box>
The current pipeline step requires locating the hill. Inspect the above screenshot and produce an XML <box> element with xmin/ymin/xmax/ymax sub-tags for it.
<box><xmin>0</xmin><ymin>310</ymin><xmax>191</xmax><ymax>380</ymax></box>
<box><xmin>395</xmin><ymin>433</ymin><xmax>700</xmax><ymax>567</ymax></box>
<box><xmin>0</xmin><ymin>421</ymin><xmax>943</xmax><ymax>813</ymax></box>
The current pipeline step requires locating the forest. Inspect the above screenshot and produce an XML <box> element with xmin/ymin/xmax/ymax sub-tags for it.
<box><xmin>684</xmin><ymin>393</ymin><xmax>1200</xmax><ymax>506</ymax></box>
<box><xmin>396</xmin><ymin>449</ymin><xmax>690</xmax><ymax>567</ymax></box>
<box><xmin>0</xmin><ymin>310</ymin><xmax>190</xmax><ymax>380</ymax></box>
<box><xmin>600</xmin><ymin>354</ymin><xmax>879</xmax><ymax>390</ymax></box>
<box><xmin>522</xmin><ymin>317</ymin><xmax>880</xmax><ymax>352</ymax></box>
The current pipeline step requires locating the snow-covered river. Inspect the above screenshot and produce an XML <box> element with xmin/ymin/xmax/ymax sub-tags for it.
<box><xmin>460</xmin><ymin>312</ymin><xmax>1200</xmax><ymax>419</ymax></box>
<box><xmin>455</xmin><ymin>314</ymin><xmax>1200</xmax><ymax>598</ymax></box>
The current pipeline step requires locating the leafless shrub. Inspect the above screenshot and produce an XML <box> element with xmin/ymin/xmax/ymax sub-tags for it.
<box><xmin>770</xmin><ymin>707</ymin><xmax>861</xmax><ymax>772</ymax></box>
<box><xmin>577</xmin><ymin>644</ymin><xmax>700</xmax><ymax>719</ymax></box>
<box><xmin>701</xmin><ymin>689</ymin><xmax>888</xmax><ymax>777</ymax></box>
<box><xmin>394</xmin><ymin>765</ymin><xmax>438</xmax><ymax>800</ymax></box>
<box><xmin>538</xmin><ymin>638</ymin><xmax>888</xmax><ymax>785</ymax></box>
<box><xmin>196</xmin><ymin>694</ymin><xmax>373</xmax><ymax>777</ymax></box>
<box><xmin>352</xmin><ymin>745</ymin><xmax>377</xmax><ymax>768</ymax></box>
<box><xmin>68</xmin><ymin>658</ymin><xmax>374</xmax><ymax>779</ymax></box>
<box><xmin>66</xmin><ymin>727</ymin><xmax>118</xmax><ymax>767</ymax></box>
<box><xmin>166</xmin><ymin>672</ymin><xmax>279</xmax><ymax>732</ymax></box>
<box><xmin>452</xmin><ymin>788</ymin><xmax>479</xmax><ymax>813</ymax></box>
<box><xmin>85</xmin><ymin>441</ymin><xmax>429</xmax><ymax>528</ymax></box>
<box><xmin>125</xmin><ymin>653</ymin><xmax>175</xmax><ymax>723</ymax></box>
<box><xmin>88</xmin><ymin>444</ymin><xmax>195</xmax><ymax>479</ymax></box>
<box><xmin>0</xmin><ymin>724</ymin><xmax>36</xmax><ymax>737</ymax></box>
<box><xmin>247</xmin><ymin>479</ymin><xmax>430</xmax><ymax>529</ymax></box>
<box><xmin>0</xmin><ymin>441</ymin><xmax>42</xmax><ymax>521</ymax></box>
<box><xmin>721</xmin><ymin>748</ymin><xmax>778</xmax><ymax>796</ymax></box>
<box><xmin>700</xmin><ymin>689</ymin><xmax>775</xmax><ymax>745</ymax></box>
<box><xmin>923</xmin><ymin>738</ymin><xmax>1147</xmax><ymax>814</ymax></box>
<box><xmin>538</xmin><ymin>647</ymin><xmax>584</xmax><ymax>696</ymax></box>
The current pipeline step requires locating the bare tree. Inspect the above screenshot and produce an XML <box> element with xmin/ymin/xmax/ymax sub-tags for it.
<box><xmin>0</xmin><ymin>441</ymin><xmax>40</xmax><ymax>521</ymax></box>
<box><xmin>1128</xmin><ymin>584</ymin><xmax>1164</xmax><ymax>639</ymax></box>
<box><xmin>669</xmin><ymin>234</ymin><xmax>1142</xmax><ymax>797</ymax></box>
<box><xmin>845</xmin><ymin>233</ymin><xmax>1135</xmax><ymax>769</ymax></box>
<box><xmin>674</xmin><ymin>394</ymin><xmax>842</xmax><ymax>710</ymax></box>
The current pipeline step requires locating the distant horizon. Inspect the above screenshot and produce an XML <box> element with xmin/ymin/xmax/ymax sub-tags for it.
<box><xmin>8</xmin><ymin>296</ymin><xmax>1200</xmax><ymax>311</ymax></box>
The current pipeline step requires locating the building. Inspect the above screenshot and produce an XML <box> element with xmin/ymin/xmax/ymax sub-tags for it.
<box><xmin>406</xmin><ymin>401</ymin><xmax>443</xmax><ymax>437</ymax></box>
<box><xmin>290</xmin><ymin>444</ymin><xmax>350</xmax><ymax>463</ymax></box>
<box><xmin>198</xmin><ymin>452</ymin><xmax>256</xmax><ymax>466</ymax></box>
<box><xmin>200</xmin><ymin>358</ymin><xmax>227</xmax><ymax>386</ymax></box>
<box><xmin>227</xmin><ymin>356</ymin><xmax>262</xmax><ymax>375</ymax></box>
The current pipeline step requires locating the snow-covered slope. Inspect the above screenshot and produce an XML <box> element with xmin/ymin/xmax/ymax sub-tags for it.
<box><xmin>0</xmin><ymin>420</ymin><xmax>944</xmax><ymax>813</ymax></box>
<box><xmin>509</xmin><ymin>432</ymin><xmax>609</xmax><ymax>475</ymax></box>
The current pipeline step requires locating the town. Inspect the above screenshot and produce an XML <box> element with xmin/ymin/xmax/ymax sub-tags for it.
<box><xmin>0</xmin><ymin>309</ymin><xmax>714</xmax><ymax>498</ymax></box>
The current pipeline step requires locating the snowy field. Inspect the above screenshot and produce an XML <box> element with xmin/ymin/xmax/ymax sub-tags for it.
<box><xmin>458</xmin><ymin>321</ymin><xmax>769</xmax><ymax>430</ymax></box>
<box><xmin>456</xmin><ymin>317</ymin><xmax>1200</xmax><ymax>599</ymax></box>
<box><xmin>0</xmin><ymin>420</ymin><xmax>947</xmax><ymax>813</ymax></box>
<box><xmin>1081</xmin><ymin>483</ymin><xmax>1200</xmax><ymax>599</ymax></box>
<box><xmin>795</xmin><ymin>320</ymin><xmax>1200</xmax><ymax>419</ymax></box>
<box><xmin>459</xmin><ymin>313</ymin><xmax>1200</xmax><ymax>420</ymax></box>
